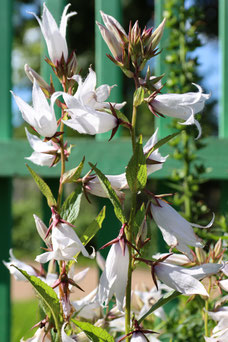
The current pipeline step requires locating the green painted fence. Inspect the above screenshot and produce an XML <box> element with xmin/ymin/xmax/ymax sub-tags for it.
<box><xmin>0</xmin><ymin>0</ymin><xmax>228</xmax><ymax>341</ymax></box>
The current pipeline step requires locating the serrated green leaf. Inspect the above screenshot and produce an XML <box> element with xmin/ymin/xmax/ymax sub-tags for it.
<box><xmin>72</xmin><ymin>319</ymin><xmax>115</xmax><ymax>342</ymax></box>
<box><xmin>89</xmin><ymin>163</ymin><xmax>126</xmax><ymax>223</ymax></box>
<box><xmin>61</xmin><ymin>157</ymin><xmax>85</xmax><ymax>184</ymax></box>
<box><xmin>146</xmin><ymin>132</ymin><xmax>180</xmax><ymax>159</ymax></box>
<box><xmin>133</xmin><ymin>86</ymin><xmax>145</xmax><ymax>107</ymax></box>
<box><xmin>77</xmin><ymin>206</ymin><xmax>106</xmax><ymax>245</ymax></box>
<box><xmin>12</xmin><ymin>266</ymin><xmax>61</xmax><ymax>334</ymax></box>
<box><xmin>126</xmin><ymin>135</ymin><xmax>147</xmax><ymax>192</ymax></box>
<box><xmin>26</xmin><ymin>164</ymin><xmax>57</xmax><ymax>207</ymax></box>
<box><xmin>60</xmin><ymin>186</ymin><xmax>82</xmax><ymax>225</ymax></box>
<box><xmin>138</xmin><ymin>290</ymin><xmax>181</xmax><ymax>324</ymax></box>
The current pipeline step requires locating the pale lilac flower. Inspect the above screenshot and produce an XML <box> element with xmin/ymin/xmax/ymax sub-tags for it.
<box><xmin>11</xmin><ymin>80</ymin><xmax>58</xmax><ymax>138</ymax></box>
<box><xmin>30</xmin><ymin>4</ymin><xmax>77</xmax><ymax>64</ymax></box>
<box><xmin>72</xmin><ymin>288</ymin><xmax>101</xmax><ymax>320</ymax></box>
<box><xmin>25</xmin><ymin>128</ymin><xmax>59</xmax><ymax>167</ymax></box>
<box><xmin>151</xmin><ymin>84</ymin><xmax>210</xmax><ymax>139</ymax></box>
<box><xmin>20</xmin><ymin>327</ymin><xmax>51</xmax><ymax>342</ymax></box>
<box><xmin>35</xmin><ymin>223</ymin><xmax>91</xmax><ymax>263</ymax></box>
<box><xmin>61</xmin><ymin>68</ymin><xmax>125</xmax><ymax>135</ymax></box>
<box><xmin>154</xmin><ymin>262</ymin><xmax>223</xmax><ymax>296</ymax></box>
<box><xmin>3</xmin><ymin>249</ymin><xmax>37</xmax><ymax>281</ymax></box>
<box><xmin>135</xmin><ymin>282</ymin><xmax>168</xmax><ymax>320</ymax></box>
<box><xmin>143</xmin><ymin>128</ymin><xmax>168</xmax><ymax>176</ymax></box>
<box><xmin>97</xmin><ymin>242</ymin><xmax>129</xmax><ymax>311</ymax></box>
<box><xmin>96</xmin><ymin>11</ymin><xmax>127</xmax><ymax>59</ymax></box>
<box><xmin>151</xmin><ymin>199</ymin><xmax>214</xmax><ymax>261</ymax></box>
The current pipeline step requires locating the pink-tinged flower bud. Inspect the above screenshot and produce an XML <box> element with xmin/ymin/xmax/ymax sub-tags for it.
<box><xmin>11</xmin><ymin>79</ymin><xmax>58</xmax><ymax>138</ymax></box>
<box><xmin>33</xmin><ymin>214</ymin><xmax>52</xmax><ymax>248</ymax></box>
<box><xmin>24</xmin><ymin>64</ymin><xmax>51</xmax><ymax>93</ymax></box>
<box><xmin>154</xmin><ymin>262</ymin><xmax>223</xmax><ymax>296</ymax></box>
<box><xmin>150</xmin><ymin>18</ymin><xmax>166</xmax><ymax>50</ymax></box>
<box><xmin>29</xmin><ymin>4</ymin><xmax>77</xmax><ymax>65</ymax></box>
<box><xmin>96</xmin><ymin>22</ymin><xmax>123</xmax><ymax>59</ymax></box>
<box><xmin>97</xmin><ymin>242</ymin><xmax>129</xmax><ymax>311</ymax></box>
<box><xmin>151</xmin><ymin>198</ymin><xmax>214</xmax><ymax>261</ymax></box>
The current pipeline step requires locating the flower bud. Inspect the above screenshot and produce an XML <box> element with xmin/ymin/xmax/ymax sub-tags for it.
<box><xmin>150</xmin><ymin>18</ymin><xmax>166</xmax><ymax>51</ymax></box>
<box><xmin>96</xmin><ymin>22</ymin><xmax>123</xmax><ymax>59</ymax></box>
<box><xmin>195</xmin><ymin>247</ymin><xmax>207</xmax><ymax>264</ymax></box>
<box><xmin>24</xmin><ymin>64</ymin><xmax>51</xmax><ymax>93</ymax></box>
<box><xmin>214</xmin><ymin>238</ymin><xmax>223</xmax><ymax>258</ymax></box>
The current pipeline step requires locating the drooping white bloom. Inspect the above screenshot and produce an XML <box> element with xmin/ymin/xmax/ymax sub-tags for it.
<box><xmin>61</xmin><ymin>67</ymin><xmax>125</xmax><ymax>135</ymax></box>
<box><xmin>154</xmin><ymin>262</ymin><xmax>223</xmax><ymax>296</ymax></box>
<box><xmin>35</xmin><ymin>223</ymin><xmax>91</xmax><ymax>263</ymax></box>
<box><xmin>208</xmin><ymin>307</ymin><xmax>228</xmax><ymax>334</ymax></box>
<box><xmin>152</xmin><ymin>84</ymin><xmax>210</xmax><ymax>139</ymax></box>
<box><xmin>20</xmin><ymin>328</ymin><xmax>51</xmax><ymax>342</ymax></box>
<box><xmin>131</xmin><ymin>332</ymin><xmax>149</xmax><ymax>342</ymax></box>
<box><xmin>151</xmin><ymin>199</ymin><xmax>214</xmax><ymax>261</ymax></box>
<box><xmin>25</xmin><ymin>128</ymin><xmax>59</xmax><ymax>167</ymax></box>
<box><xmin>135</xmin><ymin>282</ymin><xmax>169</xmax><ymax>321</ymax></box>
<box><xmin>96</xmin><ymin>11</ymin><xmax>127</xmax><ymax>59</ymax></box>
<box><xmin>30</xmin><ymin>3</ymin><xmax>77</xmax><ymax>64</ymax></box>
<box><xmin>11</xmin><ymin>80</ymin><xmax>58</xmax><ymax>137</ymax></box>
<box><xmin>204</xmin><ymin>328</ymin><xmax>228</xmax><ymax>342</ymax></box>
<box><xmin>3</xmin><ymin>249</ymin><xmax>37</xmax><ymax>281</ymax></box>
<box><xmin>152</xmin><ymin>253</ymin><xmax>191</xmax><ymax>266</ymax></box>
<box><xmin>97</xmin><ymin>242</ymin><xmax>129</xmax><ymax>311</ymax></box>
<box><xmin>85</xmin><ymin>129</ymin><xmax>167</xmax><ymax>199</ymax></box>
<box><xmin>143</xmin><ymin>128</ymin><xmax>168</xmax><ymax>176</ymax></box>
<box><xmin>220</xmin><ymin>279</ymin><xmax>228</xmax><ymax>292</ymax></box>
<box><xmin>72</xmin><ymin>288</ymin><xmax>101</xmax><ymax>320</ymax></box>
<box><xmin>85</xmin><ymin>173</ymin><xmax>127</xmax><ymax>201</ymax></box>
<box><xmin>61</xmin><ymin>323</ymin><xmax>76</xmax><ymax>342</ymax></box>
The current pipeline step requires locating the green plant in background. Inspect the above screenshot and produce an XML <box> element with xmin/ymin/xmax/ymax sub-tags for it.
<box><xmin>156</xmin><ymin>1</ymin><xmax>228</xmax><ymax>340</ymax></box>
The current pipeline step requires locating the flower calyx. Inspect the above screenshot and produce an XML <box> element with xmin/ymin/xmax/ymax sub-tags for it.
<box><xmin>100</xmin><ymin>223</ymin><xmax>139</xmax><ymax>256</ymax></box>
<box><xmin>118</xmin><ymin>318</ymin><xmax>157</xmax><ymax>342</ymax></box>
<box><xmin>45</xmin><ymin>206</ymin><xmax>75</xmax><ymax>239</ymax></box>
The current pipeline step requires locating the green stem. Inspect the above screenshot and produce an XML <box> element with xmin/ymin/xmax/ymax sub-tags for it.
<box><xmin>125</xmin><ymin>93</ymin><xmax>138</xmax><ymax>341</ymax></box>
<box><xmin>56</xmin><ymin>120</ymin><xmax>66</xmax><ymax>210</ymax></box>
<box><xmin>183</xmin><ymin>131</ymin><xmax>191</xmax><ymax>220</ymax></box>
<box><xmin>204</xmin><ymin>277</ymin><xmax>212</xmax><ymax>337</ymax></box>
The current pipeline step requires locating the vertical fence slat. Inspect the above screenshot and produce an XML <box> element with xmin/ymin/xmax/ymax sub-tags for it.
<box><xmin>0</xmin><ymin>0</ymin><xmax>12</xmax><ymax>341</ymax></box>
<box><xmin>219</xmin><ymin>0</ymin><xmax>228</xmax><ymax>213</ymax></box>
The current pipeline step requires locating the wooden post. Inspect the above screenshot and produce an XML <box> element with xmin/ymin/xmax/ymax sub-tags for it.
<box><xmin>0</xmin><ymin>0</ymin><xmax>12</xmax><ymax>341</ymax></box>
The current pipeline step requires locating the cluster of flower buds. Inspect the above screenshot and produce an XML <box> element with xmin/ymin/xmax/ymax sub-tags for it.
<box><xmin>97</xmin><ymin>11</ymin><xmax>166</xmax><ymax>78</ymax></box>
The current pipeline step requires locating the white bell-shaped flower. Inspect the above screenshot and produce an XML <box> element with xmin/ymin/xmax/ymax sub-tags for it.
<box><xmin>20</xmin><ymin>327</ymin><xmax>51</xmax><ymax>342</ymax></box>
<box><xmin>3</xmin><ymin>249</ymin><xmax>37</xmax><ymax>281</ymax></box>
<box><xmin>61</xmin><ymin>68</ymin><xmax>125</xmax><ymax>135</ymax></box>
<box><xmin>97</xmin><ymin>242</ymin><xmax>129</xmax><ymax>311</ymax></box>
<box><xmin>151</xmin><ymin>199</ymin><xmax>214</xmax><ymax>261</ymax></box>
<box><xmin>154</xmin><ymin>262</ymin><xmax>223</xmax><ymax>296</ymax></box>
<box><xmin>152</xmin><ymin>84</ymin><xmax>210</xmax><ymax>139</ymax></box>
<box><xmin>35</xmin><ymin>223</ymin><xmax>91</xmax><ymax>263</ymax></box>
<box><xmin>30</xmin><ymin>3</ymin><xmax>77</xmax><ymax>64</ymax></box>
<box><xmin>25</xmin><ymin>128</ymin><xmax>59</xmax><ymax>167</ymax></box>
<box><xmin>11</xmin><ymin>80</ymin><xmax>58</xmax><ymax>138</ymax></box>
